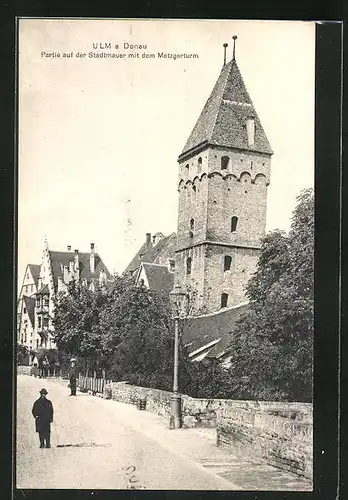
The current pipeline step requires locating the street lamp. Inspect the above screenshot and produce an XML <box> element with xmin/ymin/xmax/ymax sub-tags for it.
<box><xmin>169</xmin><ymin>284</ymin><xmax>188</xmax><ymax>429</ymax></box>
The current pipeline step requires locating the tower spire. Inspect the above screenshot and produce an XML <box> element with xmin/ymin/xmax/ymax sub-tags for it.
<box><xmin>232</xmin><ymin>35</ymin><xmax>237</xmax><ymax>61</ymax></box>
<box><xmin>223</xmin><ymin>43</ymin><xmax>228</xmax><ymax>66</ymax></box>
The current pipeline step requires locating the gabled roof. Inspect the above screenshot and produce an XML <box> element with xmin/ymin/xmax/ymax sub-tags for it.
<box><xmin>182</xmin><ymin>302</ymin><xmax>249</xmax><ymax>357</ymax></box>
<box><xmin>180</xmin><ymin>58</ymin><xmax>273</xmax><ymax>159</ymax></box>
<box><xmin>49</xmin><ymin>251</ymin><xmax>112</xmax><ymax>287</ymax></box>
<box><xmin>28</xmin><ymin>264</ymin><xmax>41</xmax><ymax>287</ymax></box>
<box><xmin>141</xmin><ymin>263</ymin><xmax>174</xmax><ymax>293</ymax></box>
<box><xmin>23</xmin><ymin>296</ymin><xmax>35</xmax><ymax>327</ymax></box>
<box><xmin>123</xmin><ymin>232</ymin><xmax>176</xmax><ymax>275</ymax></box>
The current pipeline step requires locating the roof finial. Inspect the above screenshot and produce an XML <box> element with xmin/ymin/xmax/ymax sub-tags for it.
<box><xmin>232</xmin><ymin>35</ymin><xmax>238</xmax><ymax>61</ymax></box>
<box><xmin>223</xmin><ymin>43</ymin><xmax>228</xmax><ymax>66</ymax></box>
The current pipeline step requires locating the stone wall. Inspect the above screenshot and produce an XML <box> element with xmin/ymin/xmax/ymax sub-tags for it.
<box><xmin>106</xmin><ymin>382</ymin><xmax>312</xmax><ymax>479</ymax></box>
<box><xmin>215</xmin><ymin>401</ymin><xmax>313</xmax><ymax>480</ymax></box>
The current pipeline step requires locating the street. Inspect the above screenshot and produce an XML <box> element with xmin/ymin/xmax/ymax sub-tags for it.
<box><xmin>16</xmin><ymin>375</ymin><xmax>312</xmax><ymax>491</ymax></box>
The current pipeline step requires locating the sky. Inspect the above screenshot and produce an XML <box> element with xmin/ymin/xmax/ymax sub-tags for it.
<box><xmin>18</xmin><ymin>19</ymin><xmax>315</xmax><ymax>287</ymax></box>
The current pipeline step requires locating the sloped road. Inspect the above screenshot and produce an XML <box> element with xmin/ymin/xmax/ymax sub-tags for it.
<box><xmin>16</xmin><ymin>375</ymin><xmax>237</xmax><ymax>490</ymax></box>
<box><xmin>16</xmin><ymin>375</ymin><xmax>311</xmax><ymax>491</ymax></box>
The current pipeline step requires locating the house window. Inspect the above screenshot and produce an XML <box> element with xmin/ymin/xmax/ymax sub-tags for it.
<box><xmin>231</xmin><ymin>216</ymin><xmax>238</xmax><ymax>232</ymax></box>
<box><xmin>43</xmin><ymin>297</ymin><xmax>49</xmax><ymax>307</ymax></box>
<box><xmin>169</xmin><ymin>259</ymin><xmax>175</xmax><ymax>272</ymax></box>
<box><xmin>36</xmin><ymin>296</ymin><xmax>41</xmax><ymax>307</ymax></box>
<box><xmin>221</xmin><ymin>156</ymin><xmax>229</xmax><ymax>169</ymax></box>
<box><xmin>38</xmin><ymin>317</ymin><xmax>42</xmax><ymax>328</ymax></box>
<box><xmin>186</xmin><ymin>257</ymin><xmax>192</xmax><ymax>275</ymax></box>
<box><xmin>224</xmin><ymin>255</ymin><xmax>232</xmax><ymax>271</ymax></box>
<box><xmin>221</xmin><ymin>293</ymin><xmax>228</xmax><ymax>308</ymax></box>
<box><xmin>185</xmin><ymin>164</ymin><xmax>189</xmax><ymax>175</ymax></box>
<box><xmin>190</xmin><ymin>218</ymin><xmax>195</xmax><ymax>231</ymax></box>
<box><xmin>36</xmin><ymin>339</ymin><xmax>39</xmax><ymax>348</ymax></box>
<box><xmin>23</xmin><ymin>307</ymin><xmax>26</xmax><ymax>314</ymax></box>
<box><xmin>43</xmin><ymin>317</ymin><xmax>49</xmax><ymax>328</ymax></box>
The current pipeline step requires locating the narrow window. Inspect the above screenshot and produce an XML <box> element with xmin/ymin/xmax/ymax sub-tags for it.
<box><xmin>44</xmin><ymin>297</ymin><xmax>49</xmax><ymax>307</ymax></box>
<box><xmin>186</xmin><ymin>257</ymin><xmax>192</xmax><ymax>275</ymax></box>
<box><xmin>38</xmin><ymin>317</ymin><xmax>42</xmax><ymax>328</ymax></box>
<box><xmin>193</xmin><ymin>185</ymin><xmax>197</xmax><ymax>194</ymax></box>
<box><xmin>36</xmin><ymin>296</ymin><xmax>41</xmax><ymax>307</ymax></box>
<box><xmin>190</xmin><ymin>218</ymin><xmax>195</xmax><ymax>231</ymax></box>
<box><xmin>185</xmin><ymin>164</ymin><xmax>189</xmax><ymax>175</ymax></box>
<box><xmin>43</xmin><ymin>317</ymin><xmax>49</xmax><ymax>328</ymax></box>
<box><xmin>169</xmin><ymin>259</ymin><xmax>175</xmax><ymax>272</ymax></box>
<box><xmin>224</xmin><ymin>255</ymin><xmax>232</xmax><ymax>271</ymax></box>
<box><xmin>23</xmin><ymin>307</ymin><xmax>26</xmax><ymax>314</ymax></box>
<box><xmin>221</xmin><ymin>293</ymin><xmax>228</xmax><ymax>308</ymax></box>
<box><xmin>197</xmin><ymin>157</ymin><xmax>202</xmax><ymax>171</ymax></box>
<box><xmin>231</xmin><ymin>216</ymin><xmax>238</xmax><ymax>232</ymax></box>
<box><xmin>221</xmin><ymin>156</ymin><xmax>229</xmax><ymax>169</ymax></box>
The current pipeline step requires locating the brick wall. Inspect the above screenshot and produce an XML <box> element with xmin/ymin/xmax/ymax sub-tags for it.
<box><xmin>106</xmin><ymin>382</ymin><xmax>312</xmax><ymax>479</ymax></box>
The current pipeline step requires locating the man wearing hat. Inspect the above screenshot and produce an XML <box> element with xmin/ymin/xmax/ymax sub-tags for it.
<box><xmin>32</xmin><ymin>388</ymin><xmax>54</xmax><ymax>448</ymax></box>
<box><xmin>68</xmin><ymin>357</ymin><xmax>78</xmax><ymax>396</ymax></box>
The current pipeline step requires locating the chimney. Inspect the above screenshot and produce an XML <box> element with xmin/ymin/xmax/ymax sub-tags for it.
<box><xmin>67</xmin><ymin>245</ymin><xmax>71</xmax><ymax>251</ymax></box>
<box><xmin>146</xmin><ymin>233</ymin><xmax>152</xmax><ymax>249</ymax></box>
<box><xmin>246</xmin><ymin>116</ymin><xmax>255</xmax><ymax>148</ymax></box>
<box><xmin>74</xmin><ymin>249</ymin><xmax>79</xmax><ymax>280</ymax></box>
<box><xmin>90</xmin><ymin>243</ymin><xmax>95</xmax><ymax>274</ymax></box>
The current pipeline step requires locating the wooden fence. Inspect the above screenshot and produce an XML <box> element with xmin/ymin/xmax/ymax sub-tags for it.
<box><xmin>78</xmin><ymin>373</ymin><xmax>112</xmax><ymax>395</ymax></box>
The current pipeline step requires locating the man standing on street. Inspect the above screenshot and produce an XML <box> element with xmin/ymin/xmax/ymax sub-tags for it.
<box><xmin>32</xmin><ymin>388</ymin><xmax>54</xmax><ymax>448</ymax></box>
<box><xmin>68</xmin><ymin>357</ymin><xmax>78</xmax><ymax>396</ymax></box>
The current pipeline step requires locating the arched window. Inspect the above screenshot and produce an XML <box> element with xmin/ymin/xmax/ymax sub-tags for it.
<box><xmin>197</xmin><ymin>157</ymin><xmax>202</xmax><ymax>171</ymax></box>
<box><xmin>221</xmin><ymin>293</ymin><xmax>228</xmax><ymax>308</ymax></box>
<box><xmin>231</xmin><ymin>216</ymin><xmax>238</xmax><ymax>232</ymax></box>
<box><xmin>186</xmin><ymin>257</ymin><xmax>192</xmax><ymax>275</ymax></box>
<box><xmin>221</xmin><ymin>156</ymin><xmax>229</xmax><ymax>169</ymax></box>
<box><xmin>190</xmin><ymin>218</ymin><xmax>195</xmax><ymax>231</ymax></box>
<box><xmin>224</xmin><ymin>255</ymin><xmax>232</xmax><ymax>271</ymax></box>
<box><xmin>193</xmin><ymin>185</ymin><xmax>197</xmax><ymax>194</ymax></box>
<box><xmin>185</xmin><ymin>164</ymin><xmax>189</xmax><ymax>177</ymax></box>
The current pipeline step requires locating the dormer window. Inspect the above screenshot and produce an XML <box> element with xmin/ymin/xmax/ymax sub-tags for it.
<box><xmin>231</xmin><ymin>216</ymin><xmax>238</xmax><ymax>233</ymax></box>
<box><xmin>221</xmin><ymin>156</ymin><xmax>229</xmax><ymax>169</ymax></box>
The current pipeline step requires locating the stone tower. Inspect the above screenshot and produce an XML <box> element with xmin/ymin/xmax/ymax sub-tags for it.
<box><xmin>175</xmin><ymin>41</ymin><xmax>273</xmax><ymax>314</ymax></box>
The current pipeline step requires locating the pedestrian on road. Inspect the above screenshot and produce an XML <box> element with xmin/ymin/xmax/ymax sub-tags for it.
<box><xmin>68</xmin><ymin>357</ymin><xmax>78</xmax><ymax>396</ymax></box>
<box><xmin>32</xmin><ymin>388</ymin><xmax>54</xmax><ymax>449</ymax></box>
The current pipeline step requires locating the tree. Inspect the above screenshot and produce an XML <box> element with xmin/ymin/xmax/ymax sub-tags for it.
<box><xmin>52</xmin><ymin>281</ymin><xmax>107</xmax><ymax>370</ymax></box>
<box><xmin>228</xmin><ymin>188</ymin><xmax>314</xmax><ymax>402</ymax></box>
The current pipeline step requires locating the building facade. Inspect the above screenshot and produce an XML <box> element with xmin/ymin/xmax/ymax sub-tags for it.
<box><xmin>174</xmin><ymin>46</ymin><xmax>273</xmax><ymax>314</ymax></box>
<box><xmin>17</xmin><ymin>240</ymin><xmax>112</xmax><ymax>352</ymax></box>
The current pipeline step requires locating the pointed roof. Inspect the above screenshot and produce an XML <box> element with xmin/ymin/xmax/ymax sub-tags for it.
<box><xmin>23</xmin><ymin>296</ymin><xmax>35</xmax><ymax>327</ymax></box>
<box><xmin>48</xmin><ymin>250</ymin><xmax>112</xmax><ymax>287</ymax></box>
<box><xmin>28</xmin><ymin>264</ymin><xmax>41</xmax><ymax>287</ymax></box>
<box><xmin>123</xmin><ymin>232</ymin><xmax>176</xmax><ymax>276</ymax></box>
<box><xmin>141</xmin><ymin>263</ymin><xmax>174</xmax><ymax>293</ymax></box>
<box><xmin>179</xmin><ymin>58</ymin><xmax>273</xmax><ymax>159</ymax></box>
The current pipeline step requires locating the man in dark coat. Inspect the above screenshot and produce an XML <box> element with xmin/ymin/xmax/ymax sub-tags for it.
<box><xmin>32</xmin><ymin>388</ymin><xmax>54</xmax><ymax>448</ymax></box>
<box><xmin>68</xmin><ymin>358</ymin><xmax>78</xmax><ymax>396</ymax></box>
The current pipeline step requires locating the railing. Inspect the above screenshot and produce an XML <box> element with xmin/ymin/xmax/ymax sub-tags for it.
<box><xmin>78</xmin><ymin>373</ymin><xmax>113</xmax><ymax>395</ymax></box>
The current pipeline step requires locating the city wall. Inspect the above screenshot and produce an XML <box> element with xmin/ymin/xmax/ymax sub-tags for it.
<box><xmin>105</xmin><ymin>381</ymin><xmax>312</xmax><ymax>479</ymax></box>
